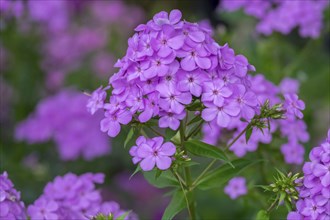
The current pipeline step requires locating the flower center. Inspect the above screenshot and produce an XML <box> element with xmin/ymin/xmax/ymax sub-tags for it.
<box><xmin>170</xmin><ymin>95</ymin><xmax>175</xmax><ymax>100</ymax></box>
<box><xmin>153</xmin><ymin>150</ymin><xmax>158</xmax><ymax>156</ymax></box>
<box><xmin>188</xmin><ymin>77</ymin><xmax>194</xmax><ymax>83</ymax></box>
<box><xmin>212</xmin><ymin>89</ymin><xmax>219</xmax><ymax>95</ymax></box>
<box><xmin>166</xmin><ymin>75</ymin><xmax>172</xmax><ymax>81</ymax></box>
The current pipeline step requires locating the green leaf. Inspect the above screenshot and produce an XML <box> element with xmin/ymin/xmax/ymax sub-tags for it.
<box><xmin>143</xmin><ymin>170</ymin><xmax>179</xmax><ymax>188</ymax></box>
<box><xmin>278</xmin><ymin>192</ymin><xmax>286</xmax><ymax>208</ymax></box>
<box><xmin>255</xmin><ymin>210</ymin><xmax>269</xmax><ymax>220</ymax></box>
<box><xmin>129</xmin><ymin>166</ymin><xmax>141</xmax><ymax>180</ymax></box>
<box><xmin>245</xmin><ymin>126</ymin><xmax>253</xmax><ymax>143</ymax></box>
<box><xmin>124</xmin><ymin>128</ymin><xmax>135</xmax><ymax>148</ymax></box>
<box><xmin>197</xmin><ymin>159</ymin><xmax>260</xmax><ymax>190</ymax></box>
<box><xmin>155</xmin><ymin>169</ymin><xmax>162</xmax><ymax>179</ymax></box>
<box><xmin>187</xmin><ymin>115</ymin><xmax>202</xmax><ymax>126</ymax></box>
<box><xmin>162</xmin><ymin>190</ymin><xmax>186</xmax><ymax>220</ymax></box>
<box><xmin>165</xmin><ymin>129</ymin><xmax>178</xmax><ymax>142</ymax></box>
<box><xmin>117</xmin><ymin>211</ymin><xmax>131</xmax><ymax>220</ymax></box>
<box><xmin>185</xmin><ymin>140</ymin><xmax>230</xmax><ymax>164</ymax></box>
<box><xmin>186</xmin><ymin>99</ymin><xmax>202</xmax><ymax>111</ymax></box>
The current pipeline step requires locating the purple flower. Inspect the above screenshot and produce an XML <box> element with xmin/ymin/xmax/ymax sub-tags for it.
<box><xmin>224</xmin><ymin>177</ymin><xmax>248</xmax><ymax>200</ymax></box>
<box><xmin>202</xmin><ymin>101</ymin><xmax>240</xmax><ymax>128</ymax></box>
<box><xmin>221</xmin><ymin>0</ymin><xmax>329</xmax><ymax>38</ymax></box>
<box><xmin>287</xmin><ymin>129</ymin><xmax>330</xmax><ymax>220</ymax></box>
<box><xmin>27</xmin><ymin>197</ymin><xmax>59</xmax><ymax>220</ymax></box>
<box><xmin>131</xmin><ymin>136</ymin><xmax>176</xmax><ymax>171</ymax></box>
<box><xmin>157</xmin><ymin>84</ymin><xmax>192</xmax><ymax>114</ymax></box>
<box><xmin>284</xmin><ymin>93</ymin><xmax>305</xmax><ymax>119</ymax></box>
<box><xmin>159</xmin><ymin>110</ymin><xmax>186</xmax><ymax>130</ymax></box>
<box><xmin>0</xmin><ymin>172</ymin><xmax>26</xmax><ymax>220</ymax></box>
<box><xmin>87</xmin><ymin>86</ymin><xmax>109</xmax><ymax>115</ymax></box>
<box><xmin>138</xmin><ymin>92</ymin><xmax>160</xmax><ymax>123</ymax></box>
<box><xmin>202</xmin><ymin>79</ymin><xmax>233</xmax><ymax>106</ymax></box>
<box><xmin>281</xmin><ymin>142</ymin><xmax>305</xmax><ymax>165</ymax></box>
<box><xmin>232</xmin><ymin>85</ymin><xmax>257</xmax><ymax>120</ymax></box>
<box><xmin>177</xmin><ymin>69</ymin><xmax>206</xmax><ymax>97</ymax></box>
<box><xmin>16</xmin><ymin>90</ymin><xmax>110</xmax><ymax>161</ymax></box>
<box><xmin>93</xmin><ymin>9</ymin><xmax>257</xmax><ymax>139</ymax></box>
<box><xmin>100</xmin><ymin>109</ymin><xmax>132</xmax><ymax>137</ymax></box>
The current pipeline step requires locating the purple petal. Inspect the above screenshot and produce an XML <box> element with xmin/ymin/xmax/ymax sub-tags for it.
<box><xmin>168</xmin><ymin>35</ymin><xmax>185</xmax><ymax>50</ymax></box>
<box><xmin>321</xmin><ymin>172</ymin><xmax>330</xmax><ymax>187</ymax></box>
<box><xmin>195</xmin><ymin>56</ymin><xmax>211</xmax><ymax>69</ymax></box>
<box><xmin>202</xmin><ymin>107</ymin><xmax>217</xmax><ymax>121</ymax></box>
<box><xmin>217</xmin><ymin>111</ymin><xmax>230</xmax><ymax>127</ymax></box>
<box><xmin>181</xmin><ymin>56</ymin><xmax>196</xmax><ymax>71</ymax></box>
<box><xmin>118</xmin><ymin>111</ymin><xmax>132</xmax><ymax>124</ymax></box>
<box><xmin>156</xmin><ymin>156</ymin><xmax>172</xmax><ymax>170</ymax></box>
<box><xmin>139</xmin><ymin>108</ymin><xmax>153</xmax><ymax>123</ymax></box>
<box><xmin>224</xmin><ymin>102</ymin><xmax>240</xmax><ymax>116</ymax></box>
<box><xmin>169</xmin><ymin>117</ymin><xmax>180</xmax><ymax>130</ymax></box>
<box><xmin>137</xmin><ymin>143</ymin><xmax>153</xmax><ymax>158</ymax></box>
<box><xmin>160</xmin><ymin>142</ymin><xmax>176</xmax><ymax>156</ymax></box>
<box><xmin>189</xmin><ymin>31</ymin><xmax>205</xmax><ymax>42</ymax></box>
<box><xmin>140</xmin><ymin>156</ymin><xmax>156</xmax><ymax>171</ymax></box>
<box><xmin>190</xmin><ymin>84</ymin><xmax>202</xmax><ymax>97</ymax></box>
<box><xmin>159</xmin><ymin>116</ymin><xmax>170</xmax><ymax>128</ymax></box>
<box><xmin>169</xmin><ymin>9</ymin><xmax>182</xmax><ymax>24</ymax></box>
<box><xmin>177</xmin><ymin>92</ymin><xmax>192</xmax><ymax>105</ymax></box>
<box><xmin>107</xmin><ymin>122</ymin><xmax>121</xmax><ymax>137</ymax></box>
<box><xmin>158</xmin><ymin>46</ymin><xmax>172</xmax><ymax>57</ymax></box>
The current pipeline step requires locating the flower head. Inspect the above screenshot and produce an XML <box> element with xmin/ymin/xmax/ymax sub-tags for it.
<box><xmin>224</xmin><ymin>177</ymin><xmax>248</xmax><ymax>200</ymax></box>
<box><xmin>130</xmin><ymin>136</ymin><xmax>176</xmax><ymax>171</ymax></box>
<box><xmin>0</xmin><ymin>172</ymin><xmax>26</xmax><ymax>220</ymax></box>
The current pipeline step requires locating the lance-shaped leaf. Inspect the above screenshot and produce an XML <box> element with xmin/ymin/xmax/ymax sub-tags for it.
<box><xmin>162</xmin><ymin>190</ymin><xmax>186</xmax><ymax>220</ymax></box>
<box><xmin>184</xmin><ymin>140</ymin><xmax>231</xmax><ymax>165</ymax></box>
<box><xmin>143</xmin><ymin>170</ymin><xmax>179</xmax><ymax>188</ymax></box>
<box><xmin>196</xmin><ymin>159</ymin><xmax>260</xmax><ymax>190</ymax></box>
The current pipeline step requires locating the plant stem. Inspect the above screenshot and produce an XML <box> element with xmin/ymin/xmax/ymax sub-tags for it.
<box><xmin>225</xmin><ymin>125</ymin><xmax>250</xmax><ymax>150</ymax></box>
<box><xmin>185</xmin><ymin>120</ymin><xmax>204</xmax><ymax>141</ymax></box>
<box><xmin>192</xmin><ymin>125</ymin><xmax>250</xmax><ymax>189</ymax></box>
<box><xmin>146</xmin><ymin>126</ymin><xmax>165</xmax><ymax>138</ymax></box>
<box><xmin>192</xmin><ymin>159</ymin><xmax>216</xmax><ymax>187</ymax></box>
<box><xmin>267</xmin><ymin>195</ymin><xmax>279</xmax><ymax>213</ymax></box>
<box><xmin>171</xmin><ymin>169</ymin><xmax>192</xmax><ymax>219</ymax></box>
<box><xmin>179</xmin><ymin>122</ymin><xmax>197</xmax><ymax>220</ymax></box>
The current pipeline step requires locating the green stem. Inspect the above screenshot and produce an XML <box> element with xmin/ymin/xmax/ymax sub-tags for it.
<box><xmin>192</xmin><ymin>124</ymin><xmax>251</xmax><ymax>189</ymax></box>
<box><xmin>171</xmin><ymin>169</ymin><xmax>192</xmax><ymax>219</ymax></box>
<box><xmin>146</xmin><ymin>126</ymin><xmax>165</xmax><ymax>138</ymax></box>
<box><xmin>179</xmin><ymin>122</ymin><xmax>197</xmax><ymax>220</ymax></box>
<box><xmin>225</xmin><ymin>125</ymin><xmax>250</xmax><ymax>151</ymax></box>
<box><xmin>192</xmin><ymin>159</ymin><xmax>217</xmax><ymax>187</ymax></box>
<box><xmin>185</xmin><ymin>120</ymin><xmax>204</xmax><ymax>141</ymax></box>
<box><xmin>267</xmin><ymin>194</ymin><xmax>279</xmax><ymax>213</ymax></box>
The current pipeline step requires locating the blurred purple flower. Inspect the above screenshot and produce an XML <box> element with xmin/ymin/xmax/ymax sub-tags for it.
<box><xmin>15</xmin><ymin>90</ymin><xmax>110</xmax><ymax>161</ymax></box>
<box><xmin>224</xmin><ymin>177</ymin><xmax>248</xmax><ymax>200</ymax></box>
<box><xmin>0</xmin><ymin>172</ymin><xmax>26</xmax><ymax>220</ymax></box>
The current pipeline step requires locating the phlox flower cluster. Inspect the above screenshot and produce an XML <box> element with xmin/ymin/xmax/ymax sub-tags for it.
<box><xmin>14</xmin><ymin>172</ymin><xmax>137</xmax><ymax>220</ymax></box>
<box><xmin>224</xmin><ymin>177</ymin><xmax>248</xmax><ymax>200</ymax></box>
<box><xmin>129</xmin><ymin>136</ymin><xmax>176</xmax><ymax>171</ymax></box>
<box><xmin>15</xmin><ymin>90</ymin><xmax>110</xmax><ymax>161</ymax></box>
<box><xmin>287</xmin><ymin>129</ymin><xmax>330</xmax><ymax>220</ymax></box>
<box><xmin>0</xmin><ymin>172</ymin><xmax>26</xmax><ymax>220</ymax></box>
<box><xmin>220</xmin><ymin>0</ymin><xmax>329</xmax><ymax>38</ymax></box>
<box><xmin>203</xmin><ymin>76</ymin><xmax>308</xmax><ymax>165</ymax></box>
<box><xmin>88</xmin><ymin>9</ymin><xmax>258</xmax><ymax>138</ymax></box>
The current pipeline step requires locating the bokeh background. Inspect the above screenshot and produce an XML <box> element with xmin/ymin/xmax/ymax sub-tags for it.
<box><xmin>1</xmin><ymin>0</ymin><xmax>329</xmax><ymax>219</ymax></box>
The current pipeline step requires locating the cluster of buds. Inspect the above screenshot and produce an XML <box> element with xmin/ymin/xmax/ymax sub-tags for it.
<box><xmin>261</xmin><ymin>170</ymin><xmax>302</xmax><ymax>211</ymax></box>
